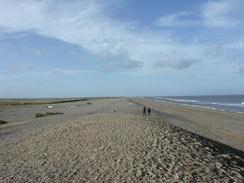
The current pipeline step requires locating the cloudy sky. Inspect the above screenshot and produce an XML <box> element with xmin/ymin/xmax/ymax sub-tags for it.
<box><xmin>0</xmin><ymin>0</ymin><xmax>244</xmax><ymax>98</ymax></box>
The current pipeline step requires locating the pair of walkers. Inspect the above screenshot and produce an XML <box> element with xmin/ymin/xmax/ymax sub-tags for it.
<box><xmin>143</xmin><ymin>106</ymin><xmax>151</xmax><ymax>116</ymax></box>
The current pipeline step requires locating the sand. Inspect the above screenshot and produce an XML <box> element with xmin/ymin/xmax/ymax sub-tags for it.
<box><xmin>0</xmin><ymin>98</ymin><xmax>244</xmax><ymax>182</ymax></box>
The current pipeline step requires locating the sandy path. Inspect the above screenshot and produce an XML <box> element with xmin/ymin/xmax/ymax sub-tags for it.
<box><xmin>0</xmin><ymin>99</ymin><xmax>244</xmax><ymax>182</ymax></box>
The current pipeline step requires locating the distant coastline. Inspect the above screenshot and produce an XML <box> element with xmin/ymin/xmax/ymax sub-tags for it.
<box><xmin>150</xmin><ymin>94</ymin><xmax>244</xmax><ymax>113</ymax></box>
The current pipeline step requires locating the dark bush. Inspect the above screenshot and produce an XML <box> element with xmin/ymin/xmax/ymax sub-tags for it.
<box><xmin>35</xmin><ymin>113</ymin><xmax>46</xmax><ymax>118</ymax></box>
<box><xmin>0</xmin><ymin>120</ymin><xmax>7</xmax><ymax>125</ymax></box>
<box><xmin>35</xmin><ymin>112</ymin><xmax>63</xmax><ymax>118</ymax></box>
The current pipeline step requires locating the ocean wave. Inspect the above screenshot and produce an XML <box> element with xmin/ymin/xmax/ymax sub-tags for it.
<box><xmin>153</xmin><ymin>97</ymin><xmax>244</xmax><ymax>113</ymax></box>
<box><xmin>241</xmin><ymin>102</ymin><xmax>244</xmax><ymax>105</ymax></box>
<box><xmin>181</xmin><ymin>104</ymin><xmax>217</xmax><ymax>110</ymax></box>
<box><xmin>210</xmin><ymin>102</ymin><xmax>244</xmax><ymax>107</ymax></box>
<box><xmin>165</xmin><ymin>98</ymin><xmax>200</xmax><ymax>103</ymax></box>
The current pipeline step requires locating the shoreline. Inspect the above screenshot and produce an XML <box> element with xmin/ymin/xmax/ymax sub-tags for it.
<box><xmin>130</xmin><ymin>97</ymin><xmax>244</xmax><ymax>152</ymax></box>
<box><xmin>148</xmin><ymin>97</ymin><xmax>244</xmax><ymax>114</ymax></box>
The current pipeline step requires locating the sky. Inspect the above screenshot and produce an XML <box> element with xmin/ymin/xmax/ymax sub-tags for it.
<box><xmin>0</xmin><ymin>0</ymin><xmax>244</xmax><ymax>98</ymax></box>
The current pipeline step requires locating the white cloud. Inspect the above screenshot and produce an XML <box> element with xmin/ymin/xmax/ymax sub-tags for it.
<box><xmin>156</xmin><ymin>0</ymin><xmax>244</xmax><ymax>28</ymax></box>
<box><xmin>22</xmin><ymin>47</ymin><xmax>43</xmax><ymax>55</ymax></box>
<box><xmin>238</xmin><ymin>65</ymin><xmax>244</xmax><ymax>74</ymax></box>
<box><xmin>202</xmin><ymin>0</ymin><xmax>244</xmax><ymax>28</ymax></box>
<box><xmin>0</xmin><ymin>69</ymin><xmax>99</xmax><ymax>80</ymax></box>
<box><xmin>154</xmin><ymin>58</ymin><xmax>201</xmax><ymax>69</ymax></box>
<box><xmin>0</xmin><ymin>0</ymin><xmax>174</xmax><ymax>70</ymax></box>
<box><xmin>8</xmin><ymin>64</ymin><xmax>33</xmax><ymax>73</ymax></box>
<box><xmin>0</xmin><ymin>0</ymin><xmax>243</xmax><ymax>73</ymax></box>
<box><xmin>48</xmin><ymin>69</ymin><xmax>97</xmax><ymax>76</ymax></box>
<box><xmin>0</xmin><ymin>1</ymin><xmax>130</xmax><ymax>52</ymax></box>
<box><xmin>155</xmin><ymin>11</ymin><xmax>201</xmax><ymax>27</ymax></box>
<box><xmin>225</xmin><ymin>40</ymin><xmax>244</xmax><ymax>49</ymax></box>
<box><xmin>0</xmin><ymin>85</ymin><xmax>7</xmax><ymax>91</ymax></box>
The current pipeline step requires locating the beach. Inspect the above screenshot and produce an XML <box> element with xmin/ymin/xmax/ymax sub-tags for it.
<box><xmin>131</xmin><ymin>98</ymin><xmax>244</xmax><ymax>152</ymax></box>
<box><xmin>0</xmin><ymin>98</ymin><xmax>244</xmax><ymax>182</ymax></box>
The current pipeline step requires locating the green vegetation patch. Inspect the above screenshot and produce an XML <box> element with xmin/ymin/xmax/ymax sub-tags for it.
<box><xmin>0</xmin><ymin>98</ymin><xmax>89</xmax><ymax>106</ymax></box>
<box><xmin>35</xmin><ymin>112</ymin><xmax>64</xmax><ymax>118</ymax></box>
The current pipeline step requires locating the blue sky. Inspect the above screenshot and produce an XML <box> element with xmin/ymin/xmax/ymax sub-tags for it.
<box><xmin>0</xmin><ymin>0</ymin><xmax>244</xmax><ymax>98</ymax></box>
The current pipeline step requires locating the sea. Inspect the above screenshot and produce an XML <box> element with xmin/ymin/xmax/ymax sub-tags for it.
<box><xmin>151</xmin><ymin>95</ymin><xmax>244</xmax><ymax>113</ymax></box>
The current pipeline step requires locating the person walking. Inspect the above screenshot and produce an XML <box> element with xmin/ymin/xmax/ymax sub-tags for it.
<box><xmin>143</xmin><ymin>106</ymin><xmax>146</xmax><ymax>116</ymax></box>
<box><xmin>147</xmin><ymin>108</ymin><xmax>151</xmax><ymax>116</ymax></box>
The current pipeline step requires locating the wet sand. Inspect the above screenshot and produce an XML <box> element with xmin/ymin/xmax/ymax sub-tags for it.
<box><xmin>0</xmin><ymin>98</ymin><xmax>244</xmax><ymax>182</ymax></box>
